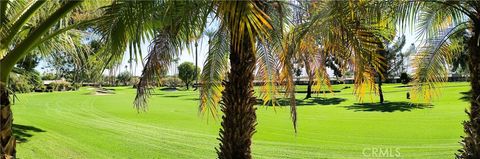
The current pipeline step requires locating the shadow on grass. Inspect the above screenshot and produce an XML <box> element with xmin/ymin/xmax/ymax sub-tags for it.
<box><xmin>186</xmin><ymin>98</ymin><xmax>200</xmax><ymax>101</ymax></box>
<box><xmin>159</xmin><ymin>87</ymin><xmax>178</xmax><ymax>91</ymax></box>
<box><xmin>13</xmin><ymin>124</ymin><xmax>45</xmax><ymax>143</ymax></box>
<box><xmin>343</xmin><ymin>101</ymin><xmax>432</xmax><ymax>112</ymax></box>
<box><xmin>279</xmin><ymin>90</ymin><xmax>341</xmax><ymax>94</ymax></box>
<box><xmin>460</xmin><ymin>91</ymin><xmax>471</xmax><ymax>102</ymax></box>
<box><xmin>162</xmin><ymin>95</ymin><xmax>188</xmax><ymax>98</ymax></box>
<box><xmin>395</xmin><ymin>85</ymin><xmax>412</xmax><ymax>88</ymax></box>
<box><xmin>256</xmin><ymin>97</ymin><xmax>347</xmax><ymax>106</ymax></box>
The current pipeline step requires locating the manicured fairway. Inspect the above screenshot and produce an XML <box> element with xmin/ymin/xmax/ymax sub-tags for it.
<box><xmin>13</xmin><ymin>82</ymin><xmax>469</xmax><ymax>158</ymax></box>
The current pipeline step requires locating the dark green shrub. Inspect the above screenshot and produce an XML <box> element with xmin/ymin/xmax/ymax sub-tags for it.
<box><xmin>9</xmin><ymin>74</ymin><xmax>33</xmax><ymax>93</ymax></box>
<box><xmin>400</xmin><ymin>72</ymin><xmax>411</xmax><ymax>84</ymax></box>
<box><xmin>72</xmin><ymin>83</ymin><xmax>81</xmax><ymax>90</ymax></box>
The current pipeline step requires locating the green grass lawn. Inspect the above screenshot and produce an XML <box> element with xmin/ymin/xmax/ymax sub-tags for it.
<box><xmin>13</xmin><ymin>82</ymin><xmax>469</xmax><ymax>158</ymax></box>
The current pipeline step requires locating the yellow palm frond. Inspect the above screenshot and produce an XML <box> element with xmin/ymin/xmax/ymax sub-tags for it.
<box><xmin>410</xmin><ymin>24</ymin><xmax>466</xmax><ymax>102</ymax></box>
<box><xmin>199</xmin><ymin>29</ymin><xmax>229</xmax><ymax>119</ymax></box>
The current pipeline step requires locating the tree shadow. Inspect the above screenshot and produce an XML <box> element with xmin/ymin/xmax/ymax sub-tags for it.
<box><xmin>310</xmin><ymin>97</ymin><xmax>347</xmax><ymax>105</ymax></box>
<box><xmin>13</xmin><ymin>124</ymin><xmax>45</xmax><ymax>143</ymax></box>
<box><xmin>460</xmin><ymin>91</ymin><xmax>471</xmax><ymax>102</ymax></box>
<box><xmin>186</xmin><ymin>98</ymin><xmax>200</xmax><ymax>101</ymax></box>
<box><xmin>343</xmin><ymin>101</ymin><xmax>433</xmax><ymax>112</ymax></box>
<box><xmin>395</xmin><ymin>85</ymin><xmax>412</xmax><ymax>88</ymax></box>
<box><xmin>162</xmin><ymin>95</ymin><xmax>188</xmax><ymax>98</ymax></box>
<box><xmin>256</xmin><ymin>97</ymin><xmax>347</xmax><ymax>106</ymax></box>
<box><xmin>159</xmin><ymin>87</ymin><xmax>179</xmax><ymax>91</ymax></box>
<box><xmin>279</xmin><ymin>90</ymin><xmax>341</xmax><ymax>93</ymax></box>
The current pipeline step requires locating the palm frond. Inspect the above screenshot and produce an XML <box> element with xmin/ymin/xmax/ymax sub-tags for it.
<box><xmin>216</xmin><ymin>1</ymin><xmax>273</xmax><ymax>55</ymax></box>
<box><xmin>199</xmin><ymin>28</ymin><xmax>229</xmax><ymax>118</ymax></box>
<box><xmin>256</xmin><ymin>40</ymin><xmax>280</xmax><ymax>107</ymax></box>
<box><xmin>94</xmin><ymin>1</ymin><xmax>160</xmax><ymax>66</ymax></box>
<box><xmin>134</xmin><ymin>31</ymin><xmax>179</xmax><ymax>111</ymax></box>
<box><xmin>411</xmin><ymin>23</ymin><xmax>467</xmax><ymax>102</ymax></box>
<box><xmin>254</xmin><ymin>2</ymin><xmax>288</xmax><ymax>108</ymax></box>
<box><xmin>415</xmin><ymin>2</ymin><xmax>466</xmax><ymax>42</ymax></box>
<box><xmin>279</xmin><ymin>32</ymin><xmax>297</xmax><ymax>132</ymax></box>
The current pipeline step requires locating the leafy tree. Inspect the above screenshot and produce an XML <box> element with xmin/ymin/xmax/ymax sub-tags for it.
<box><xmin>15</xmin><ymin>54</ymin><xmax>39</xmax><ymax>72</ymax></box>
<box><xmin>117</xmin><ymin>71</ymin><xmax>132</xmax><ymax>86</ymax></box>
<box><xmin>177</xmin><ymin>62</ymin><xmax>199</xmax><ymax>90</ymax></box>
<box><xmin>290</xmin><ymin>1</ymin><xmax>395</xmax><ymax>105</ymax></box>
<box><xmin>41</xmin><ymin>72</ymin><xmax>57</xmax><ymax>80</ymax></box>
<box><xmin>12</xmin><ymin>54</ymin><xmax>43</xmax><ymax>89</ymax></box>
<box><xmin>450</xmin><ymin>31</ymin><xmax>470</xmax><ymax>77</ymax></box>
<box><xmin>8</xmin><ymin>74</ymin><xmax>33</xmax><ymax>93</ymax></box>
<box><xmin>377</xmin><ymin>35</ymin><xmax>406</xmax><ymax>103</ymax></box>
<box><xmin>294</xmin><ymin>66</ymin><xmax>302</xmax><ymax>82</ymax></box>
<box><xmin>400</xmin><ymin>72</ymin><xmax>411</xmax><ymax>85</ymax></box>
<box><xmin>46</xmin><ymin>51</ymin><xmax>76</xmax><ymax>81</ymax></box>
<box><xmin>71</xmin><ymin>39</ymin><xmax>108</xmax><ymax>84</ymax></box>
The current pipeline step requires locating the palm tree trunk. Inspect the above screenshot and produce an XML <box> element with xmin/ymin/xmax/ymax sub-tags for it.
<box><xmin>217</xmin><ymin>34</ymin><xmax>256</xmax><ymax>159</ymax></box>
<box><xmin>378</xmin><ymin>73</ymin><xmax>384</xmax><ymax>104</ymax></box>
<box><xmin>194</xmin><ymin>41</ymin><xmax>198</xmax><ymax>91</ymax></box>
<box><xmin>458</xmin><ymin>21</ymin><xmax>480</xmax><ymax>158</ymax></box>
<box><xmin>0</xmin><ymin>74</ymin><xmax>15</xmax><ymax>159</ymax></box>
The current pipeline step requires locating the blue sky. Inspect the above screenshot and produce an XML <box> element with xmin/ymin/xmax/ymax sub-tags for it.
<box><xmin>36</xmin><ymin>25</ymin><xmax>420</xmax><ymax>77</ymax></box>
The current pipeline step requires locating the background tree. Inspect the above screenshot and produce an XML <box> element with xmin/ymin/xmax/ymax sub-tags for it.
<box><xmin>450</xmin><ymin>31</ymin><xmax>470</xmax><ymax>77</ymax></box>
<box><xmin>400</xmin><ymin>72</ymin><xmax>411</xmax><ymax>85</ymax></box>
<box><xmin>70</xmin><ymin>39</ymin><xmax>108</xmax><ymax>84</ymax></box>
<box><xmin>45</xmin><ymin>51</ymin><xmax>76</xmax><ymax>81</ymax></box>
<box><xmin>41</xmin><ymin>72</ymin><xmax>57</xmax><ymax>80</ymax></box>
<box><xmin>117</xmin><ymin>71</ymin><xmax>132</xmax><ymax>86</ymax></box>
<box><xmin>377</xmin><ymin>35</ymin><xmax>406</xmax><ymax>103</ymax></box>
<box><xmin>177</xmin><ymin>62</ymin><xmax>199</xmax><ymax>90</ymax></box>
<box><xmin>288</xmin><ymin>1</ymin><xmax>395</xmax><ymax>105</ymax></box>
<box><xmin>8</xmin><ymin>54</ymin><xmax>42</xmax><ymax>93</ymax></box>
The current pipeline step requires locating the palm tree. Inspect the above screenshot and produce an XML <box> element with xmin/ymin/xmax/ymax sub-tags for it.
<box><xmin>395</xmin><ymin>1</ymin><xmax>480</xmax><ymax>158</ymax></box>
<box><xmin>0</xmin><ymin>1</ymin><xmax>97</xmax><ymax>157</ymax></box>
<box><xmin>98</xmin><ymin>1</ymin><xmax>294</xmax><ymax>158</ymax></box>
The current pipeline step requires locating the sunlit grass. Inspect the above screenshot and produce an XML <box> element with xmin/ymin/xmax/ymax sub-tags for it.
<box><xmin>13</xmin><ymin>82</ymin><xmax>469</xmax><ymax>158</ymax></box>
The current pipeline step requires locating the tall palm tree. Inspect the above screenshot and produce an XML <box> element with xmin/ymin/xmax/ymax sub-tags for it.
<box><xmin>0</xmin><ymin>1</ymin><xmax>99</xmax><ymax>157</ymax></box>
<box><xmin>99</xmin><ymin>1</ymin><xmax>295</xmax><ymax>158</ymax></box>
<box><xmin>395</xmin><ymin>1</ymin><xmax>480</xmax><ymax>158</ymax></box>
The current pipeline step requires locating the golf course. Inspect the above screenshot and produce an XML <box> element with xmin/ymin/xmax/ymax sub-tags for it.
<box><xmin>12</xmin><ymin>82</ymin><xmax>469</xmax><ymax>158</ymax></box>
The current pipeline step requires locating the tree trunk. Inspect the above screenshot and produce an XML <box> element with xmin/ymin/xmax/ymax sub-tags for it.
<box><xmin>186</xmin><ymin>82</ymin><xmax>189</xmax><ymax>90</ymax></box>
<box><xmin>217</xmin><ymin>33</ymin><xmax>257</xmax><ymax>159</ymax></box>
<box><xmin>304</xmin><ymin>60</ymin><xmax>312</xmax><ymax>99</ymax></box>
<box><xmin>0</xmin><ymin>79</ymin><xmax>15</xmax><ymax>159</ymax></box>
<box><xmin>194</xmin><ymin>41</ymin><xmax>198</xmax><ymax>91</ymax></box>
<box><xmin>458</xmin><ymin>21</ymin><xmax>480</xmax><ymax>159</ymax></box>
<box><xmin>378</xmin><ymin>73</ymin><xmax>384</xmax><ymax>104</ymax></box>
<box><xmin>305</xmin><ymin>79</ymin><xmax>312</xmax><ymax>99</ymax></box>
